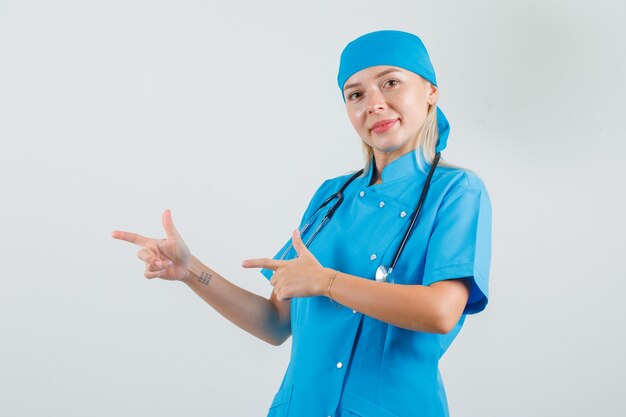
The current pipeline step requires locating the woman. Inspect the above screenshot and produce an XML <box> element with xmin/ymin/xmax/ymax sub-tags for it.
<box><xmin>112</xmin><ymin>30</ymin><xmax>492</xmax><ymax>417</ymax></box>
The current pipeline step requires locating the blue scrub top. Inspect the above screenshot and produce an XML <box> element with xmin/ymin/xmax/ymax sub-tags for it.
<box><xmin>261</xmin><ymin>149</ymin><xmax>492</xmax><ymax>417</ymax></box>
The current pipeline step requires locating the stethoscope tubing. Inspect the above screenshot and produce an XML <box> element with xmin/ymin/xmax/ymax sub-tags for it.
<box><xmin>277</xmin><ymin>154</ymin><xmax>440</xmax><ymax>273</ymax></box>
<box><xmin>387</xmin><ymin>152</ymin><xmax>441</xmax><ymax>270</ymax></box>
<box><xmin>278</xmin><ymin>169</ymin><xmax>364</xmax><ymax>260</ymax></box>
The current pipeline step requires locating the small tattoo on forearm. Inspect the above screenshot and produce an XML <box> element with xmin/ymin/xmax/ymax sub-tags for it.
<box><xmin>198</xmin><ymin>271</ymin><xmax>212</xmax><ymax>285</ymax></box>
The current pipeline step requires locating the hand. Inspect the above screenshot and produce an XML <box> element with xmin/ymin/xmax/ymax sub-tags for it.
<box><xmin>112</xmin><ymin>209</ymin><xmax>192</xmax><ymax>281</ymax></box>
<box><xmin>242</xmin><ymin>229</ymin><xmax>328</xmax><ymax>302</ymax></box>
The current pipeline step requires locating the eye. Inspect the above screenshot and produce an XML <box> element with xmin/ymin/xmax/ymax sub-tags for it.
<box><xmin>347</xmin><ymin>91</ymin><xmax>362</xmax><ymax>101</ymax></box>
<box><xmin>384</xmin><ymin>79</ymin><xmax>399</xmax><ymax>88</ymax></box>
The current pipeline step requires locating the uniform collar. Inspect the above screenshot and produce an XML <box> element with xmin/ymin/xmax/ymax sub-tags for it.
<box><xmin>366</xmin><ymin>149</ymin><xmax>432</xmax><ymax>184</ymax></box>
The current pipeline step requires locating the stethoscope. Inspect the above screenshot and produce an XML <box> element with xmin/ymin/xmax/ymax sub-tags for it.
<box><xmin>278</xmin><ymin>152</ymin><xmax>441</xmax><ymax>283</ymax></box>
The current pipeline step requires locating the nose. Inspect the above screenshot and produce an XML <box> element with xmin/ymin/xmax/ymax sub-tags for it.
<box><xmin>367</xmin><ymin>89</ymin><xmax>386</xmax><ymax>114</ymax></box>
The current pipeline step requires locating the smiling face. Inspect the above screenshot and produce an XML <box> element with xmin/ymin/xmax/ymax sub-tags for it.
<box><xmin>343</xmin><ymin>65</ymin><xmax>439</xmax><ymax>160</ymax></box>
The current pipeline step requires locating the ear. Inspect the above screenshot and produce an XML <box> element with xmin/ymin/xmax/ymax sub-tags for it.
<box><xmin>426</xmin><ymin>82</ymin><xmax>439</xmax><ymax>105</ymax></box>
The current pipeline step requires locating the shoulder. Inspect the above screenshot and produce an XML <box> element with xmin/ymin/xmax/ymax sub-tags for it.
<box><xmin>435</xmin><ymin>166</ymin><xmax>489</xmax><ymax>194</ymax></box>
<box><xmin>301</xmin><ymin>169</ymin><xmax>363</xmax><ymax>216</ymax></box>
<box><xmin>433</xmin><ymin>166</ymin><xmax>491</xmax><ymax>211</ymax></box>
<box><xmin>313</xmin><ymin>170</ymin><xmax>363</xmax><ymax>197</ymax></box>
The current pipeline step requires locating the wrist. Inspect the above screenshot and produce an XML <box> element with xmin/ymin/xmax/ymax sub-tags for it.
<box><xmin>181</xmin><ymin>270</ymin><xmax>193</xmax><ymax>284</ymax></box>
<box><xmin>319</xmin><ymin>268</ymin><xmax>333</xmax><ymax>297</ymax></box>
<box><xmin>321</xmin><ymin>268</ymin><xmax>338</xmax><ymax>298</ymax></box>
<box><xmin>325</xmin><ymin>268</ymin><xmax>341</xmax><ymax>309</ymax></box>
<box><xmin>181</xmin><ymin>255</ymin><xmax>199</xmax><ymax>284</ymax></box>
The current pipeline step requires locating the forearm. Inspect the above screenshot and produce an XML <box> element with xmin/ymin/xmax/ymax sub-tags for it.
<box><xmin>183</xmin><ymin>255</ymin><xmax>289</xmax><ymax>345</ymax></box>
<box><xmin>326</xmin><ymin>269</ymin><xmax>466</xmax><ymax>334</ymax></box>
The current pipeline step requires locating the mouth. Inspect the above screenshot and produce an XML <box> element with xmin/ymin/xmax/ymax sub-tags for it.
<box><xmin>370</xmin><ymin>119</ymin><xmax>398</xmax><ymax>134</ymax></box>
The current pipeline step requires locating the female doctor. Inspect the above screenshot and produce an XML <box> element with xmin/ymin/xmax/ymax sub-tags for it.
<box><xmin>112</xmin><ymin>30</ymin><xmax>492</xmax><ymax>417</ymax></box>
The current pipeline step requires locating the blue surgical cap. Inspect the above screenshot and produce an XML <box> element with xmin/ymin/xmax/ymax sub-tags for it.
<box><xmin>337</xmin><ymin>30</ymin><xmax>449</xmax><ymax>153</ymax></box>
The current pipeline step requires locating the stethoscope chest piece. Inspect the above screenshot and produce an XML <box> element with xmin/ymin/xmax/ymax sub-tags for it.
<box><xmin>375</xmin><ymin>265</ymin><xmax>394</xmax><ymax>283</ymax></box>
<box><xmin>373</xmin><ymin>152</ymin><xmax>442</xmax><ymax>285</ymax></box>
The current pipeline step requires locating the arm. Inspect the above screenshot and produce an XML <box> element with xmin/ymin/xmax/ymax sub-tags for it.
<box><xmin>184</xmin><ymin>255</ymin><xmax>292</xmax><ymax>346</ymax></box>
<box><xmin>112</xmin><ymin>209</ymin><xmax>291</xmax><ymax>346</ymax></box>
<box><xmin>322</xmin><ymin>269</ymin><xmax>470</xmax><ymax>334</ymax></box>
<box><xmin>243</xmin><ymin>230</ymin><xmax>471</xmax><ymax>334</ymax></box>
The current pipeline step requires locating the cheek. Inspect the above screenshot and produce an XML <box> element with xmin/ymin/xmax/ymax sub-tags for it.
<box><xmin>403</xmin><ymin>97</ymin><xmax>429</xmax><ymax>123</ymax></box>
<box><xmin>347</xmin><ymin>108</ymin><xmax>367</xmax><ymax>132</ymax></box>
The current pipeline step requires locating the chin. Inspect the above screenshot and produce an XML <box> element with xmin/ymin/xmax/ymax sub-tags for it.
<box><xmin>374</xmin><ymin>142</ymin><xmax>406</xmax><ymax>154</ymax></box>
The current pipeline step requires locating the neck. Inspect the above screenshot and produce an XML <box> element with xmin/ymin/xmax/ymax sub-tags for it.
<box><xmin>371</xmin><ymin>149</ymin><xmax>403</xmax><ymax>185</ymax></box>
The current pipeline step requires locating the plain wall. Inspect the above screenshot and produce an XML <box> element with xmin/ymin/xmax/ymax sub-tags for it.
<box><xmin>1</xmin><ymin>0</ymin><xmax>624</xmax><ymax>416</ymax></box>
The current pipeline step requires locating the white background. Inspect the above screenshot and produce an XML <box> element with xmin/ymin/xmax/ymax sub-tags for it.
<box><xmin>1</xmin><ymin>1</ymin><xmax>624</xmax><ymax>416</ymax></box>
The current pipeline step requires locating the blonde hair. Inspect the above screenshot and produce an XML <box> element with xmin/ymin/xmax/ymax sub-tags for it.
<box><xmin>360</xmin><ymin>102</ymin><xmax>458</xmax><ymax>176</ymax></box>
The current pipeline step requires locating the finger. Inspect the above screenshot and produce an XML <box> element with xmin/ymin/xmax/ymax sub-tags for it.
<box><xmin>145</xmin><ymin>260</ymin><xmax>173</xmax><ymax>272</ymax></box>
<box><xmin>144</xmin><ymin>269</ymin><xmax>166</xmax><ymax>279</ymax></box>
<box><xmin>291</xmin><ymin>229</ymin><xmax>308</xmax><ymax>257</ymax></box>
<box><xmin>138</xmin><ymin>249</ymin><xmax>173</xmax><ymax>271</ymax></box>
<box><xmin>137</xmin><ymin>248</ymin><xmax>157</xmax><ymax>264</ymax></box>
<box><xmin>153</xmin><ymin>259</ymin><xmax>173</xmax><ymax>269</ymax></box>
<box><xmin>241</xmin><ymin>258</ymin><xmax>284</xmax><ymax>270</ymax></box>
<box><xmin>112</xmin><ymin>230</ymin><xmax>150</xmax><ymax>246</ymax></box>
<box><xmin>269</xmin><ymin>274</ymin><xmax>280</xmax><ymax>286</ymax></box>
<box><xmin>274</xmin><ymin>287</ymin><xmax>291</xmax><ymax>302</ymax></box>
<box><xmin>162</xmin><ymin>209</ymin><xmax>180</xmax><ymax>239</ymax></box>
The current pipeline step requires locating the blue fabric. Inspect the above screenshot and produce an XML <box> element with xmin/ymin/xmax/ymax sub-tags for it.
<box><xmin>261</xmin><ymin>150</ymin><xmax>492</xmax><ymax>417</ymax></box>
<box><xmin>337</xmin><ymin>30</ymin><xmax>450</xmax><ymax>153</ymax></box>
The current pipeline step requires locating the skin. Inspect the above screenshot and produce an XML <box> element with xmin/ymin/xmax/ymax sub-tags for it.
<box><xmin>112</xmin><ymin>65</ymin><xmax>471</xmax><ymax>345</ymax></box>
<box><xmin>343</xmin><ymin>65</ymin><xmax>438</xmax><ymax>183</ymax></box>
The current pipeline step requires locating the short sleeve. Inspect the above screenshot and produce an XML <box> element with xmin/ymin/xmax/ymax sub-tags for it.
<box><xmin>259</xmin><ymin>178</ymin><xmax>336</xmax><ymax>280</ymax></box>
<box><xmin>422</xmin><ymin>174</ymin><xmax>492</xmax><ymax>314</ymax></box>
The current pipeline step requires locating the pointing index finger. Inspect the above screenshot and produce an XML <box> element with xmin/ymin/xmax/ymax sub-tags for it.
<box><xmin>241</xmin><ymin>258</ymin><xmax>283</xmax><ymax>270</ymax></box>
<box><xmin>111</xmin><ymin>230</ymin><xmax>150</xmax><ymax>247</ymax></box>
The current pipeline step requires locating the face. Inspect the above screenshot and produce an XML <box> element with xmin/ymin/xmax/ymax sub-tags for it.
<box><xmin>343</xmin><ymin>65</ymin><xmax>439</xmax><ymax>158</ymax></box>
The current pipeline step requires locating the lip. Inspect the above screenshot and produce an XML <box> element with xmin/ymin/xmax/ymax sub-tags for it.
<box><xmin>370</xmin><ymin>118</ymin><xmax>398</xmax><ymax>134</ymax></box>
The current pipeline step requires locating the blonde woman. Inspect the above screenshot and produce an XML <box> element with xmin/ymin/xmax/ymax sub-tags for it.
<box><xmin>113</xmin><ymin>30</ymin><xmax>492</xmax><ymax>417</ymax></box>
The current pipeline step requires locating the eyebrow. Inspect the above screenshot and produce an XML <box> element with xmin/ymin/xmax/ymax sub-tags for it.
<box><xmin>343</xmin><ymin>68</ymin><xmax>402</xmax><ymax>92</ymax></box>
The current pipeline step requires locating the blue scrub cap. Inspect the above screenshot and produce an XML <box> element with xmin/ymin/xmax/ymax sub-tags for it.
<box><xmin>337</xmin><ymin>30</ymin><xmax>450</xmax><ymax>153</ymax></box>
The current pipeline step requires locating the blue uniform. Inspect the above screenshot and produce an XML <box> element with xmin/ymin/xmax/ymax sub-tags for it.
<box><xmin>261</xmin><ymin>150</ymin><xmax>492</xmax><ymax>417</ymax></box>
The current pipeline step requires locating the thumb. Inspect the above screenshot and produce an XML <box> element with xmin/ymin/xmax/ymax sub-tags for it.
<box><xmin>292</xmin><ymin>229</ymin><xmax>308</xmax><ymax>257</ymax></box>
<box><xmin>162</xmin><ymin>209</ymin><xmax>181</xmax><ymax>239</ymax></box>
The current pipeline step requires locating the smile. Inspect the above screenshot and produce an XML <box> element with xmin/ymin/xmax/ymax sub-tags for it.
<box><xmin>370</xmin><ymin>119</ymin><xmax>398</xmax><ymax>134</ymax></box>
